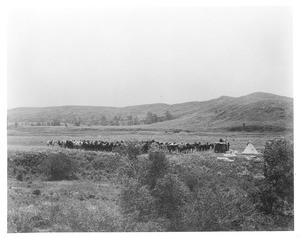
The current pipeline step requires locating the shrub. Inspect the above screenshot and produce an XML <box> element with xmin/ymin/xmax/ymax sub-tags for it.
<box><xmin>117</xmin><ymin>155</ymin><xmax>150</xmax><ymax>182</ymax></box>
<box><xmin>8</xmin><ymin>151</ymin><xmax>47</xmax><ymax>179</ymax></box>
<box><xmin>179</xmin><ymin>180</ymin><xmax>260</xmax><ymax>231</ymax></box>
<box><xmin>152</xmin><ymin>173</ymin><xmax>191</xmax><ymax>231</ymax></box>
<box><xmin>258</xmin><ymin>139</ymin><xmax>293</xmax><ymax>216</ymax></box>
<box><xmin>90</xmin><ymin>154</ymin><xmax>122</xmax><ymax>174</ymax></box>
<box><xmin>91</xmin><ymin>158</ymin><xmax>105</xmax><ymax>170</ymax></box>
<box><xmin>120</xmin><ymin>178</ymin><xmax>157</xmax><ymax>222</ymax></box>
<box><xmin>119</xmin><ymin>151</ymin><xmax>171</xmax><ymax>227</ymax></box>
<box><xmin>40</xmin><ymin>153</ymin><xmax>78</xmax><ymax>181</ymax></box>
<box><xmin>116</xmin><ymin>142</ymin><xmax>294</xmax><ymax>231</ymax></box>
<box><xmin>146</xmin><ymin>150</ymin><xmax>169</xmax><ymax>189</ymax></box>
<box><xmin>116</xmin><ymin>143</ymin><xmax>149</xmax><ymax>180</ymax></box>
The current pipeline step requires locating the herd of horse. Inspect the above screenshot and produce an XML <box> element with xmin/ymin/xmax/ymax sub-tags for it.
<box><xmin>46</xmin><ymin>139</ymin><xmax>225</xmax><ymax>154</ymax></box>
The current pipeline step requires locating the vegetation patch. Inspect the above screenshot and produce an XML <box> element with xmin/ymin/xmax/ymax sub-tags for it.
<box><xmin>7</xmin><ymin>138</ymin><xmax>294</xmax><ymax>232</ymax></box>
<box><xmin>227</xmin><ymin>124</ymin><xmax>288</xmax><ymax>132</ymax></box>
<box><xmin>118</xmin><ymin>140</ymin><xmax>293</xmax><ymax>231</ymax></box>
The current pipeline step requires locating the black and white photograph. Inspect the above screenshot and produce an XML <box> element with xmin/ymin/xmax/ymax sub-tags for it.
<box><xmin>2</xmin><ymin>0</ymin><xmax>297</xmax><ymax>234</ymax></box>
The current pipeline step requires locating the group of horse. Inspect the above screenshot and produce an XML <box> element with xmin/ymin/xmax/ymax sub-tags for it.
<box><xmin>46</xmin><ymin>139</ymin><xmax>216</xmax><ymax>154</ymax></box>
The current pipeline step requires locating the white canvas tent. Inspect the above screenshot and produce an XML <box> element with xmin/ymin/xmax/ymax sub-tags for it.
<box><xmin>242</xmin><ymin>141</ymin><xmax>260</xmax><ymax>155</ymax></box>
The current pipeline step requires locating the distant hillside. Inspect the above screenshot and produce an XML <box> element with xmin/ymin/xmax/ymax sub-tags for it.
<box><xmin>7</xmin><ymin>92</ymin><xmax>293</xmax><ymax>132</ymax></box>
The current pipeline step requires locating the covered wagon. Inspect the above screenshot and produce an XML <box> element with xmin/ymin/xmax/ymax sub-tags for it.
<box><xmin>214</xmin><ymin>142</ymin><xmax>229</xmax><ymax>153</ymax></box>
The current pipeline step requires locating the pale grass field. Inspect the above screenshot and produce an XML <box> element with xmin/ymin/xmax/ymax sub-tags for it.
<box><xmin>8</xmin><ymin>179</ymin><xmax>123</xmax><ymax>232</ymax></box>
<box><xmin>7</xmin><ymin>125</ymin><xmax>292</xmax><ymax>152</ymax></box>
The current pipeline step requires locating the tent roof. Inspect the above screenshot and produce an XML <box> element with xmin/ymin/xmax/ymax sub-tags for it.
<box><xmin>242</xmin><ymin>142</ymin><xmax>260</xmax><ymax>155</ymax></box>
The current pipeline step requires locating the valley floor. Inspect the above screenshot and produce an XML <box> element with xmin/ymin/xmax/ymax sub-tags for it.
<box><xmin>7</xmin><ymin>125</ymin><xmax>293</xmax><ymax>152</ymax></box>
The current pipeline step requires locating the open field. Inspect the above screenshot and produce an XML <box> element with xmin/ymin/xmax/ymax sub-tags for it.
<box><xmin>7</xmin><ymin>125</ymin><xmax>294</xmax><ymax>232</ymax></box>
<box><xmin>7</xmin><ymin>125</ymin><xmax>292</xmax><ymax>152</ymax></box>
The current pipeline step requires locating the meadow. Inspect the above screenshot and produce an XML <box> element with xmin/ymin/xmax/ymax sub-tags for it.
<box><xmin>7</xmin><ymin>125</ymin><xmax>294</xmax><ymax>232</ymax></box>
<box><xmin>7</xmin><ymin>124</ymin><xmax>291</xmax><ymax>152</ymax></box>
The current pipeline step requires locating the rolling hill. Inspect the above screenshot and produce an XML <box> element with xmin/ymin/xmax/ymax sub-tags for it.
<box><xmin>7</xmin><ymin>92</ymin><xmax>293</xmax><ymax>132</ymax></box>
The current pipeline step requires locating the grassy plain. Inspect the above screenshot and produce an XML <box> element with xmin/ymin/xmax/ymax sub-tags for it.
<box><xmin>7</xmin><ymin>125</ymin><xmax>293</xmax><ymax>232</ymax></box>
<box><xmin>7</xmin><ymin>124</ymin><xmax>292</xmax><ymax>152</ymax></box>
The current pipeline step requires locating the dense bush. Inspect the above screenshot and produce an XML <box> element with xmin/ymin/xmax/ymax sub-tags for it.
<box><xmin>120</xmin><ymin>150</ymin><xmax>193</xmax><ymax>231</ymax></box>
<box><xmin>120</xmin><ymin>179</ymin><xmax>157</xmax><ymax>222</ymax></box>
<box><xmin>40</xmin><ymin>153</ymin><xmax>78</xmax><ymax>181</ymax></box>
<box><xmin>119</xmin><ymin>145</ymin><xmax>294</xmax><ymax>231</ymax></box>
<box><xmin>146</xmin><ymin>150</ymin><xmax>169</xmax><ymax>189</ymax></box>
<box><xmin>8</xmin><ymin>151</ymin><xmax>47</xmax><ymax>178</ymax></box>
<box><xmin>119</xmin><ymin>150</ymin><xmax>170</xmax><ymax>227</ymax></box>
<box><xmin>90</xmin><ymin>153</ymin><xmax>122</xmax><ymax>174</ymax></box>
<box><xmin>258</xmin><ymin>139</ymin><xmax>293</xmax><ymax>216</ymax></box>
<box><xmin>8</xmin><ymin>150</ymin><xmax>124</xmax><ymax>182</ymax></box>
<box><xmin>152</xmin><ymin>173</ymin><xmax>191</xmax><ymax>231</ymax></box>
<box><xmin>118</xmin><ymin>149</ymin><xmax>169</xmax><ymax>185</ymax></box>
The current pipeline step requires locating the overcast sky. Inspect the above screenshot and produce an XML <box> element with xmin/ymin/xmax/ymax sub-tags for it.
<box><xmin>7</xmin><ymin>6</ymin><xmax>292</xmax><ymax>109</ymax></box>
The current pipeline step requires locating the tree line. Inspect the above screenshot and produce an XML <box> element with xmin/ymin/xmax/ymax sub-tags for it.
<box><xmin>13</xmin><ymin>111</ymin><xmax>175</xmax><ymax>127</ymax></box>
